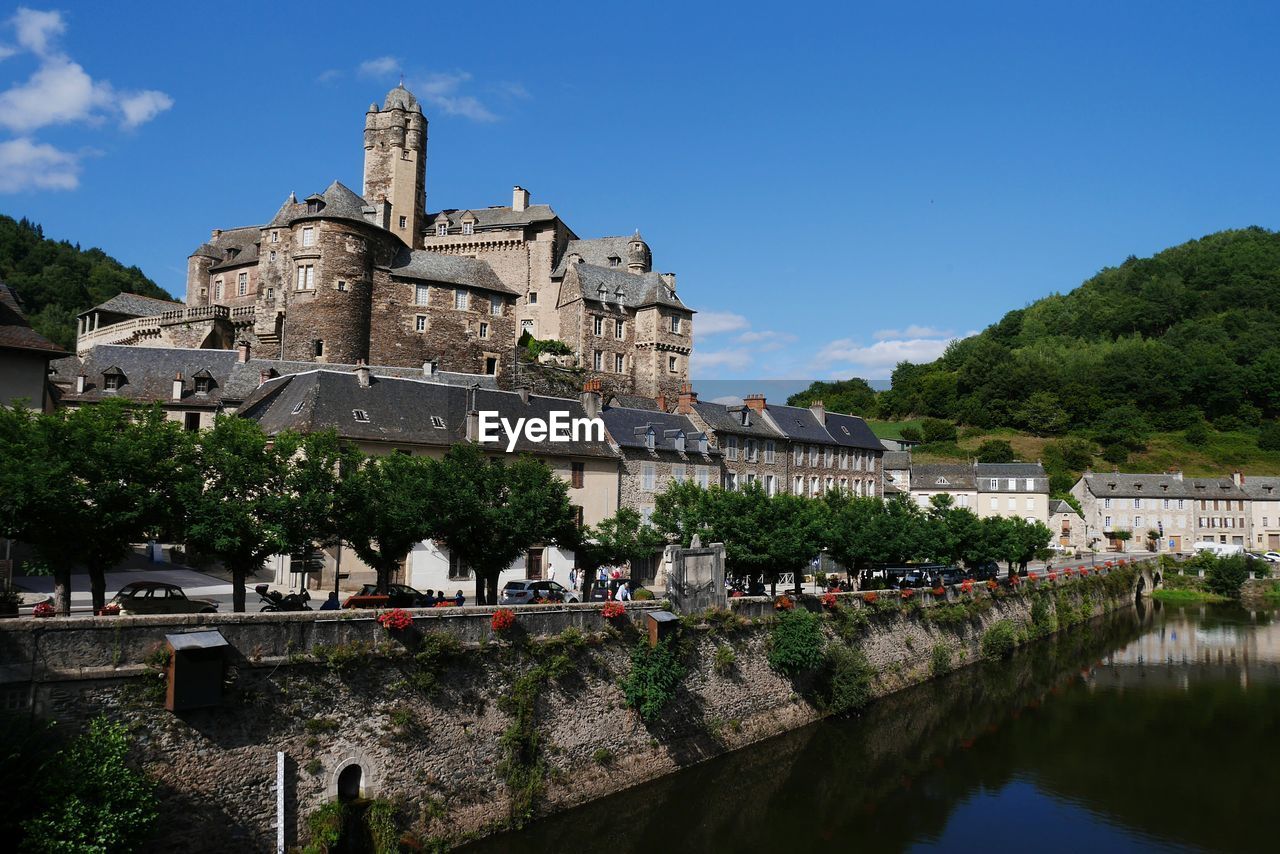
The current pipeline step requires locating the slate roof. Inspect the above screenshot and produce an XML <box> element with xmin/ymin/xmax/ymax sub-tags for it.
<box><xmin>207</xmin><ymin>227</ymin><xmax>262</xmax><ymax>271</ymax></box>
<box><xmin>691</xmin><ymin>401</ymin><xmax>785</xmax><ymax>439</ymax></box>
<box><xmin>0</xmin><ymin>281</ymin><xmax>67</xmax><ymax>355</ymax></box>
<box><xmin>50</xmin><ymin>345</ymin><xmax>497</xmax><ymax>406</ymax></box>
<box><xmin>882</xmin><ymin>451</ymin><xmax>912</xmax><ymax>470</ymax></box>
<box><xmin>1187</xmin><ymin>477</ymin><xmax>1249</xmax><ymax>500</ymax></box>
<box><xmin>383</xmin><ymin>84</ymin><xmax>419</xmax><ymax>112</ymax></box>
<box><xmin>912</xmin><ymin>464</ymin><xmax>977</xmax><ymax>490</ymax></box>
<box><xmin>1080</xmin><ymin>473</ymin><xmax>1195</xmax><ymax>498</ymax></box>
<box><xmin>975</xmin><ymin>462</ymin><xmax>1050</xmax><ymax>491</ymax></box>
<box><xmin>387</xmin><ymin>248</ymin><xmax>518</xmax><ymax>295</ymax></box>
<box><xmin>762</xmin><ymin>403</ymin><xmax>835</xmax><ymax>444</ymax></box>
<box><xmin>570</xmin><ymin>264</ymin><xmax>689</xmax><ymax>312</ymax></box>
<box><xmin>1049</xmin><ymin>499</ymin><xmax>1082</xmax><ymax>517</ymax></box>
<box><xmin>607</xmin><ymin>393</ymin><xmax>661</xmax><ymax>411</ymax></box>
<box><xmin>1242</xmin><ymin>477</ymin><xmax>1280</xmax><ymax>500</ymax></box>
<box><xmin>551</xmin><ymin>236</ymin><xmax>635</xmax><ymax>277</ymax></box>
<box><xmin>599</xmin><ymin>406</ymin><xmax>714</xmax><ymax>455</ymax></box>
<box><xmin>78</xmin><ymin>292</ymin><xmax>183</xmax><ymax>320</ymax></box>
<box><xmin>427</xmin><ymin>204</ymin><xmax>558</xmax><ymax>231</ymax></box>
<box><xmin>822</xmin><ymin>411</ymin><xmax>884</xmax><ymax>452</ymax></box>
<box><xmin>240</xmin><ymin>370</ymin><xmax>617</xmax><ymax>459</ymax></box>
<box><xmin>261</xmin><ymin>182</ymin><xmax>376</xmax><ymax>232</ymax></box>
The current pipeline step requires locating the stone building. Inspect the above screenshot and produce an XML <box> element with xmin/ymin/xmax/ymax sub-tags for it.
<box><xmin>908</xmin><ymin>464</ymin><xmax>978</xmax><ymax>512</ymax></box>
<box><xmin>1243</xmin><ymin>476</ymin><xmax>1280</xmax><ymax>551</ymax></box>
<box><xmin>882</xmin><ymin>450</ymin><xmax>911</xmax><ymax>495</ymax></box>
<box><xmin>676</xmin><ymin>386</ymin><xmax>786</xmax><ymax>494</ymax></box>
<box><xmin>78</xmin><ymin>83</ymin><xmax>694</xmax><ymax>399</ymax></box>
<box><xmin>237</xmin><ymin>370</ymin><xmax>619</xmax><ymax>593</ymax></box>
<box><xmin>598</xmin><ymin>398</ymin><xmax>718</xmax><ymax>536</ymax></box>
<box><xmin>0</xmin><ymin>281</ymin><xmax>66</xmax><ymax>410</ymax></box>
<box><xmin>1071</xmin><ymin>471</ymin><xmax>1197</xmax><ymax>553</ymax></box>
<box><xmin>974</xmin><ymin>462</ymin><xmax>1050</xmax><ymax>525</ymax></box>
<box><xmin>1048</xmin><ymin>499</ymin><xmax>1088</xmax><ymax>551</ymax></box>
<box><xmin>1188</xmin><ymin>475</ymin><xmax>1250</xmax><ymax>547</ymax></box>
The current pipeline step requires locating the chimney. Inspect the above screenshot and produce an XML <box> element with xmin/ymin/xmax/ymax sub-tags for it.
<box><xmin>513</xmin><ymin>186</ymin><xmax>530</xmax><ymax>213</ymax></box>
<box><xmin>171</xmin><ymin>372</ymin><xmax>184</xmax><ymax>401</ymax></box>
<box><xmin>465</xmin><ymin>409</ymin><xmax>480</xmax><ymax>442</ymax></box>
<box><xmin>237</xmin><ymin>340</ymin><xmax>251</xmax><ymax>363</ymax></box>
<box><xmin>655</xmin><ymin>392</ymin><xmax>667</xmax><ymax>412</ymax></box>
<box><xmin>809</xmin><ymin>399</ymin><xmax>825</xmax><ymax>423</ymax></box>
<box><xmin>659</xmin><ymin>272</ymin><xmax>676</xmax><ymax>292</ymax></box>
<box><xmin>517</xmin><ymin>385</ymin><xmax>531</xmax><ymax>405</ymax></box>
<box><xmin>581</xmin><ymin>378</ymin><xmax>602</xmax><ymax>420</ymax></box>
<box><xmin>75</xmin><ymin>373</ymin><xmax>86</xmax><ymax>394</ymax></box>
<box><xmin>1233</xmin><ymin>471</ymin><xmax>1244</xmax><ymax>486</ymax></box>
<box><xmin>211</xmin><ymin>228</ymin><xmax>222</xmax><ymax>240</ymax></box>
<box><xmin>743</xmin><ymin>393</ymin><xmax>766</xmax><ymax>414</ymax></box>
<box><xmin>354</xmin><ymin>359</ymin><xmax>371</xmax><ymax>388</ymax></box>
<box><xmin>423</xmin><ymin>360</ymin><xmax>437</xmax><ymax>377</ymax></box>
<box><xmin>1169</xmin><ymin>468</ymin><xmax>1183</xmax><ymax>482</ymax></box>
<box><xmin>677</xmin><ymin>383</ymin><xmax>699</xmax><ymax>415</ymax></box>
<box><xmin>377</xmin><ymin>198</ymin><xmax>392</xmax><ymax>230</ymax></box>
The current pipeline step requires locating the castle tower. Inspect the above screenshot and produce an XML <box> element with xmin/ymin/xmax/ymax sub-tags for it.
<box><xmin>627</xmin><ymin>230</ymin><xmax>651</xmax><ymax>274</ymax></box>
<box><xmin>363</xmin><ymin>83</ymin><xmax>427</xmax><ymax>248</ymax></box>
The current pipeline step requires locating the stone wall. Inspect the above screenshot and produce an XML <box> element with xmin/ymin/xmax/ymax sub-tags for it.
<box><xmin>0</xmin><ymin>565</ymin><xmax>1145</xmax><ymax>851</ymax></box>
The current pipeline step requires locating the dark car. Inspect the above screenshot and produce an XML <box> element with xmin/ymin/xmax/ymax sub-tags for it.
<box><xmin>970</xmin><ymin>561</ymin><xmax>1000</xmax><ymax>581</ymax></box>
<box><xmin>343</xmin><ymin>583</ymin><xmax>431</xmax><ymax>609</ymax></box>
<box><xmin>898</xmin><ymin>570</ymin><xmax>931</xmax><ymax>589</ymax></box>
<box><xmin>110</xmin><ymin>581</ymin><xmax>218</xmax><ymax>615</ymax></box>
<box><xmin>500</xmin><ymin>580</ymin><xmax>579</xmax><ymax>605</ymax></box>
<box><xmin>589</xmin><ymin>578</ymin><xmax>635</xmax><ymax>602</ymax></box>
<box><xmin>938</xmin><ymin>567</ymin><xmax>969</xmax><ymax>586</ymax></box>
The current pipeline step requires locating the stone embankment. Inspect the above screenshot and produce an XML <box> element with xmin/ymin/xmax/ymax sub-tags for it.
<box><xmin>0</xmin><ymin>562</ymin><xmax>1148</xmax><ymax>851</ymax></box>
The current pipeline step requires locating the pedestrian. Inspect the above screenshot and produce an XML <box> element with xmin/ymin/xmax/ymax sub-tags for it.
<box><xmin>597</xmin><ymin>566</ymin><xmax>608</xmax><ymax>588</ymax></box>
<box><xmin>454</xmin><ymin>589</ymin><xmax>465</xmax><ymax>606</ymax></box>
<box><xmin>548</xmin><ymin>564</ymin><xmax>556</xmax><ymax>582</ymax></box>
<box><xmin>569</xmin><ymin>567</ymin><xmax>577</xmax><ymax>590</ymax></box>
<box><xmin>423</xmin><ymin>589</ymin><xmax>437</xmax><ymax>607</ymax></box>
<box><xmin>319</xmin><ymin>591</ymin><xmax>340</xmax><ymax>611</ymax></box>
<box><xmin>616</xmin><ymin>580</ymin><xmax>632</xmax><ymax>601</ymax></box>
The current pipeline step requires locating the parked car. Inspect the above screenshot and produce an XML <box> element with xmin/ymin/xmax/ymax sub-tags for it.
<box><xmin>1263</xmin><ymin>552</ymin><xmax>1280</xmax><ymax>564</ymax></box>
<box><xmin>938</xmin><ymin>567</ymin><xmax>969</xmax><ymax>586</ymax></box>
<box><xmin>970</xmin><ymin>561</ymin><xmax>1000</xmax><ymax>581</ymax></box>
<box><xmin>500</xmin><ymin>580</ymin><xmax>579</xmax><ymax>605</ymax></box>
<box><xmin>898</xmin><ymin>569</ymin><xmax>932</xmax><ymax>589</ymax></box>
<box><xmin>110</xmin><ymin>581</ymin><xmax>218</xmax><ymax>615</ymax></box>
<box><xmin>589</xmin><ymin>578</ymin><xmax>638</xmax><ymax>601</ymax></box>
<box><xmin>343</xmin><ymin>583</ymin><xmax>440</xmax><ymax>609</ymax></box>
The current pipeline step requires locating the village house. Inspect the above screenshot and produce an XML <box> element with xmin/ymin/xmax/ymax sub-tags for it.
<box><xmin>1048</xmin><ymin>499</ymin><xmax>1088</xmax><ymax>551</ymax></box>
<box><xmin>908</xmin><ymin>463</ymin><xmax>978</xmax><ymax>512</ymax></box>
<box><xmin>0</xmin><ymin>281</ymin><xmax>66</xmax><ymax>411</ymax></box>
<box><xmin>1189</xmin><ymin>474</ymin><xmax>1251</xmax><ymax>547</ymax></box>
<box><xmin>1243</xmin><ymin>476</ymin><xmax>1280</xmax><ymax>551</ymax></box>
<box><xmin>675</xmin><ymin>385</ymin><xmax>787</xmax><ymax>495</ymax></box>
<box><xmin>1070</xmin><ymin>471</ymin><xmax>1197</xmax><ymax>553</ymax></box>
<box><xmin>881</xmin><ymin>450</ymin><xmax>911</xmax><ymax>495</ymax></box>
<box><xmin>974</xmin><ymin>462</ymin><xmax>1050</xmax><ymax>525</ymax></box>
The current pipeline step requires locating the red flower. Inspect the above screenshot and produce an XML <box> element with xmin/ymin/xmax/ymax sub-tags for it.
<box><xmin>900</xmin><ymin>588</ymin><xmax>915</xmax><ymax>600</ymax></box>
<box><xmin>377</xmin><ymin>608</ymin><xmax>413</xmax><ymax>631</ymax></box>
<box><xmin>774</xmin><ymin>595</ymin><xmax>795</xmax><ymax>611</ymax></box>
<box><xmin>32</xmin><ymin>602</ymin><xmax>55</xmax><ymax>618</ymax></box>
<box><xmin>1063</xmin><ymin>568</ymin><xmax>1074</xmax><ymax>577</ymax></box>
<box><xmin>601</xmin><ymin>601</ymin><xmax>626</xmax><ymax>619</ymax></box>
<box><xmin>863</xmin><ymin>591</ymin><xmax>879</xmax><ymax>604</ymax></box>
<box><xmin>1008</xmin><ymin>575</ymin><xmax>1020</xmax><ymax>587</ymax></box>
<box><xmin>97</xmin><ymin>604</ymin><xmax>121</xmax><ymax>616</ymax></box>
<box><xmin>960</xmin><ymin>579</ymin><xmax>974</xmax><ymax>593</ymax></box>
<box><xmin>491</xmin><ymin>608</ymin><xmax>516</xmax><ymax>631</ymax></box>
<box><xmin>931</xmin><ymin>587</ymin><xmax>946</xmax><ymax>597</ymax></box>
<box><xmin>1047</xmin><ymin>572</ymin><xmax>1058</xmax><ymax>581</ymax></box>
<box><xmin>821</xmin><ymin>592</ymin><xmax>838</xmax><ymax>609</ymax></box>
<box><xmin>986</xmin><ymin>579</ymin><xmax>998</xmax><ymax>591</ymax></box>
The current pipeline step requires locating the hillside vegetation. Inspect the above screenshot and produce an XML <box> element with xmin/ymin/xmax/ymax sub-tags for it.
<box><xmin>0</xmin><ymin>215</ymin><xmax>169</xmax><ymax>350</ymax></box>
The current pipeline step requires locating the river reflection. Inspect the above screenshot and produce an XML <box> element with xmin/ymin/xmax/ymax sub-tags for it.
<box><xmin>464</xmin><ymin>601</ymin><xmax>1280</xmax><ymax>854</ymax></box>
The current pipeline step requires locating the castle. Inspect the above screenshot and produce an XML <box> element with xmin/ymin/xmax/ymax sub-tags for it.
<box><xmin>80</xmin><ymin>83</ymin><xmax>691</xmax><ymax>400</ymax></box>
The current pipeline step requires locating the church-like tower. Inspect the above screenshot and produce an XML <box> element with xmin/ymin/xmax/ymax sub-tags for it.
<box><xmin>363</xmin><ymin>84</ymin><xmax>427</xmax><ymax>248</ymax></box>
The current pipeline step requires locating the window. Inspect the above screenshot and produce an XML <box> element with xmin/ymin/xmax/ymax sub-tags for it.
<box><xmin>214</xmin><ymin>278</ymin><xmax>223</xmax><ymax>300</ymax></box>
<box><xmin>725</xmin><ymin>436</ymin><xmax>739</xmax><ymax>461</ymax></box>
<box><xmin>698</xmin><ymin>466</ymin><xmax>710</xmax><ymax>488</ymax></box>
<box><xmin>810</xmin><ymin>476</ymin><xmax>820</xmax><ymax>495</ymax></box>
<box><xmin>430</xmin><ymin>415</ymin><xmax>445</xmax><ymax>429</ymax></box>
<box><xmin>454</xmin><ymin>289</ymin><xmax>469</xmax><ymax>311</ymax></box>
<box><xmin>825</xmin><ymin>476</ymin><xmax>834</xmax><ymax>493</ymax></box>
<box><xmin>1134</xmin><ymin>498</ymin><xmax>1141</xmax><ymax>509</ymax></box>
<box><xmin>793</xmin><ymin>445</ymin><xmax>803</xmax><ymax>465</ymax></box>
<box><xmin>336</xmin><ymin>280</ymin><xmax>347</xmax><ymax>292</ymax></box>
<box><xmin>271</xmin><ymin>230</ymin><xmax>279</xmax><ymax>243</ymax></box>
<box><xmin>1025</xmin><ymin>478</ymin><xmax>1034</xmax><ymax>490</ymax></box>
<box><xmin>642</xmin><ymin>463</ymin><xmax>656</xmax><ymax>492</ymax></box>
<box><xmin>765</xmin><ymin>474</ymin><xmax>775</xmax><ymax>495</ymax></box>
<box><xmin>608</xmin><ymin>256</ymin><xmax>621</xmax><ymax>267</ymax></box>
<box><xmin>670</xmin><ymin>316</ymin><xmax>681</xmax><ymax>334</ymax></box>
<box><xmin>414</xmin><ymin>285</ymin><xmax>429</xmax><ymax>305</ymax></box>
<box><xmin>571</xmin><ymin>462</ymin><xmax>584</xmax><ymax>489</ymax></box>
<box><xmin>1104</xmin><ymin>498</ymin><xmax>1112</xmax><ymax>509</ymax></box>
<box><xmin>990</xmin><ymin>497</ymin><xmax>998</xmax><ymax>510</ymax></box>
<box><xmin>199</xmin><ymin>287</ymin><xmax>207</xmax><ymax>300</ymax></box>
<box><xmin>724</xmin><ymin>472</ymin><xmax>738</xmax><ymax>491</ymax></box>
<box><xmin>1105</xmin><ymin>516</ymin><xmax>1112</xmax><ymax>528</ymax></box>
<box><xmin>668</xmin><ymin>356</ymin><xmax>678</xmax><ymax>373</ymax></box>
<box><xmin>352</xmin><ymin>409</ymin><xmax>369</xmax><ymax>422</ymax></box>
<box><xmin>184</xmin><ymin>412</ymin><xmax>201</xmax><ymax>432</ymax></box>
<box><xmin>1007</xmin><ymin>478</ymin><xmax>1016</xmax><ymax>490</ymax></box>
<box><xmin>462</xmin><ymin>221</ymin><xmax>475</xmax><ymax>235</ymax></box>
<box><xmin>479</xmin><ymin>322</ymin><xmax>489</xmax><ymax>339</ymax></box>
<box><xmin>529</xmin><ymin>292</ymin><xmax>538</xmax><ymax>304</ymax></box>
<box><xmin>594</xmin><ymin>316</ymin><xmax>604</xmax><ymax>336</ymax></box>
<box><xmin>989</xmin><ymin>479</ymin><xmax>999</xmax><ymax>490</ymax></box>
<box><xmin>1135</xmin><ymin>515</ymin><xmax>1143</xmax><ymax>528</ymax></box>
<box><xmin>1177</xmin><ymin>499</ymin><xmax>1185</xmax><ymax>510</ymax></box>
<box><xmin>764</xmin><ymin>441</ymin><xmax>775</xmax><ymax>463</ymax></box>
<box><xmin>484</xmin><ymin>357</ymin><xmax>497</xmax><ymax>375</ymax></box>
<box><xmin>673</xmin><ymin>464</ymin><xmax>687</xmax><ymax>484</ymax></box>
<box><xmin>448</xmin><ymin>552</ymin><xmax>471</xmax><ymax>579</ymax></box>
<box><xmin>615</xmin><ymin>353</ymin><xmax>624</xmax><ymax>373</ymax></box>
<box><xmin>266</xmin><ymin>287</ymin><xmax>274</xmax><ymax>300</ymax></box>
<box><xmin>824</xmin><ymin>447</ymin><xmax>833</xmax><ymax>466</ymax></box>
<box><xmin>237</xmin><ymin>272</ymin><xmax>248</xmax><ymax>296</ymax></box>
<box><xmin>313</xmin><ymin>340</ymin><xmax>324</xmax><ymax>357</ymax></box>
<box><xmin>194</xmin><ymin>377</ymin><xmax>211</xmax><ymax>395</ymax></box>
<box><xmin>491</xmin><ymin>299</ymin><xmax>503</xmax><ymax>317</ymax></box>
<box><xmin>839</xmin><ymin>448</ymin><xmax>848</xmax><ymax>469</ymax></box>
<box><xmin>437</xmin><ymin>223</ymin><xmax>448</xmax><ymax>236</ymax></box>
<box><xmin>808</xmin><ymin>445</ymin><xmax>818</xmax><ymax>466</ymax></box>
<box><xmin>415</xmin><ymin>315</ymin><xmax>427</xmax><ymax>333</ymax></box>
<box><xmin>615</xmin><ymin>319</ymin><xmax>624</xmax><ymax>338</ymax></box>
<box><xmin>1007</xmin><ymin>497</ymin><xmax>1016</xmax><ymax>510</ymax></box>
<box><xmin>301</xmin><ymin>226</ymin><xmax>315</xmax><ymax>247</ymax></box>
<box><xmin>399</xmin><ymin>216</ymin><xmax>407</xmax><ymax>229</ymax></box>
<box><xmin>296</xmin><ymin>265</ymin><xmax>315</xmax><ymax>290</ymax></box>
<box><xmin>794</xmin><ymin>476</ymin><xmax>804</xmax><ymax>495</ymax></box>
<box><xmin>593</xmin><ymin>351</ymin><xmax>602</xmax><ymax>370</ymax></box>
<box><xmin>1026</xmin><ymin>497</ymin><xmax>1034</xmax><ymax>510</ymax></box>
<box><xmin>745</xmin><ymin>439</ymin><xmax>758</xmax><ymax>462</ymax></box>
<box><xmin>1163</xmin><ymin>498</ymin><xmax>1170</xmax><ymax>510</ymax></box>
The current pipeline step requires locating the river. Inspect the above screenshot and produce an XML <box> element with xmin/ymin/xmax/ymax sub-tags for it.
<box><xmin>465</xmin><ymin>600</ymin><xmax>1280</xmax><ymax>853</ymax></box>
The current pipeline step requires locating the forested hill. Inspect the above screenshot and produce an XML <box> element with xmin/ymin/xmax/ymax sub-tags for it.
<box><xmin>0</xmin><ymin>215</ymin><xmax>170</xmax><ymax>350</ymax></box>
<box><xmin>868</xmin><ymin>227</ymin><xmax>1280</xmax><ymax>438</ymax></box>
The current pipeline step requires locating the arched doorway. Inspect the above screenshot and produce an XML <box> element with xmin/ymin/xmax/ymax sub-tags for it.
<box><xmin>337</xmin><ymin>764</ymin><xmax>362</xmax><ymax>802</ymax></box>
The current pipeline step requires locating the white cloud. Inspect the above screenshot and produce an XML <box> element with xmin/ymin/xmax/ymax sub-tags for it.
<box><xmin>12</xmin><ymin>7</ymin><xmax>62</xmax><ymax>56</ymax></box>
<box><xmin>0</xmin><ymin>137</ymin><xmax>79</xmax><ymax>191</ymax></box>
<box><xmin>873</xmin><ymin>324</ymin><xmax>953</xmax><ymax>341</ymax></box>
<box><xmin>412</xmin><ymin>71</ymin><xmax>497</xmax><ymax>122</ymax></box>
<box><xmin>696</xmin><ymin>311</ymin><xmax>749</xmax><ymax>336</ymax></box>
<box><xmin>0</xmin><ymin>9</ymin><xmax>171</xmax><ymax>193</ymax></box>
<box><xmin>692</xmin><ymin>348</ymin><xmax>753</xmax><ymax>373</ymax></box>
<box><xmin>738</xmin><ymin>329</ymin><xmax>796</xmax><ymax>351</ymax></box>
<box><xmin>814</xmin><ymin>334</ymin><xmax>965</xmax><ymax>374</ymax></box>
<box><xmin>315</xmin><ymin>68</ymin><xmax>343</xmax><ymax>83</ymax></box>
<box><xmin>358</xmin><ymin>56</ymin><xmax>399</xmax><ymax>78</ymax></box>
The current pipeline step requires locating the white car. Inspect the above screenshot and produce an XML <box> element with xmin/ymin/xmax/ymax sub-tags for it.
<box><xmin>1263</xmin><ymin>552</ymin><xmax>1280</xmax><ymax>563</ymax></box>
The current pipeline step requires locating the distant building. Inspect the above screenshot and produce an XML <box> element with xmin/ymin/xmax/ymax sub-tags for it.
<box><xmin>1048</xmin><ymin>499</ymin><xmax>1087</xmax><ymax>551</ymax></box>
<box><xmin>1242</xmin><ymin>475</ymin><xmax>1280</xmax><ymax>551</ymax></box>
<box><xmin>1071</xmin><ymin>471</ymin><xmax>1195</xmax><ymax>553</ymax></box>
<box><xmin>0</xmin><ymin>281</ymin><xmax>66</xmax><ymax>410</ymax></box>
<box><xmin>1188</xmin><ymin>475</ymin><xmax>1250</xmax><ymax>547</ymax></box>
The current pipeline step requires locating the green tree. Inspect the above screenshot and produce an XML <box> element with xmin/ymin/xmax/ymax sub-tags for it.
<box><xmin>576</xmin><ymin>508</ymin><xmax>664</xmax><ymax>599</ymax></box>
<box><xmin>279</xmin><ymin>432</ymin><xmax>361</xmax><ymax>579</ymax></box>
<box><xmin>0</xmin><ymin>401</ymin><xmax>194</xmax><ymax>614</ymax></box>
<box><xmin>1017</xmin><ymin>391</ymin><xmax>1069</xmax><ymax>435</ymax></box>
<box><xmin>651</xmin><ymin>479</ymin><xmax>713</xmax><ymax>546</ymax></box>
<box><xmin>184</xmin><ymin>417</ymin><xmax>299</xmax><ymax>612</ymax></box>
<box><xmin>785</xmin><ymin>377</ymin><xmax>879</xmax><ymax>418</ymax></box>
<box><xmin>1259</xmin><ymin>422</ymin><xmax>1280</xmax><ymax>451</ymax></box>
<box><xmin>920</xmin><ymin>418</ymin><xmax>957</xmax><ymax>444</ymax></box>
<box><xmin>21</xmin><ymin>717</ymin><xmax>158</xmax><ymax>853</ymax></box>
<box><xmin>975</xmin><ymin>439</ymin><xmax>1016</xmax><ymax>463</ymax></box>
<box><xmin>429</xmin><ymin>443</ymin><xmax>579</xmax><ymax>605</ymax></box>
<box><xmin>338</xmin><ymin>451</ymin><xmax>437</xmax><ymax>598</ymax></box>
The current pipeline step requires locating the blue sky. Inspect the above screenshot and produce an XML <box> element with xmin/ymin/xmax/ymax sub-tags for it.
<box><xmin>2</xmin><ymin>2</ymin><xmax>1280</xmax><ymax>385</ymax></box>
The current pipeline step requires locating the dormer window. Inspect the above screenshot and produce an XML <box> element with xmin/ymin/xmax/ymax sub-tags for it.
<box><xmin>673</xmin><ymin>433</ymin><xmax>686</xmax><ymax>453</ymax></box>
<box><xmin>430</xmin><ymin>416</ymin><xmax>445</xmax><ymax>429</ymax></box>
<box><xmin>194</xmin><ymin>377</ymin><xmax>211</xmax><ymax>395</ymax></box>
<box><xmin>608</xmin><ymin>256</ymin><xmax>621</xmax><ymax>267</ymax></box>
<box><xmin>103</xmin><ymin>374</ymin><xmax>120</xmax><ymax>391</ymax></box>
<box><xmin>306</xmin><ymin>199</ymin><xmax>322</xmax><ymax>214</ymax></box>
<box><xmin>353</xmin><ymin>409</ymin><xmax>369</xmax><ymax>423</ymax></box>
<box><xmin>462</xmin><ymin>221</ymin><xmax>475</xmax><ymax>236</ymax></box>
<box><xmin>436</xmin><ymin>223</ymin><xmax>448</xmax><ymax>236</ymax></box>
<box><xmin>937</xmin><ymin>477</ymin><xmax>950</xmax><ymax>486</ymax></box>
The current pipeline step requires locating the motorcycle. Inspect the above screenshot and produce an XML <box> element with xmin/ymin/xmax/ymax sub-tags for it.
<box><xmin>255</xmin><ymin>584</ymin><xmax>312</xmax><ymax>612</ymax></box>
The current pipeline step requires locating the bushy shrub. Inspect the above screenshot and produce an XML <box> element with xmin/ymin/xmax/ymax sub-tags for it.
<box><xmin>713</xmin><ymin>644</ymin><xmax>736</xmax><ymax>675</ymax></box>
<box><xmin>980</xmin><ymin>620</ymin><xmax>1018</xmax><ymax>660</ymax></box>
<box><xmin>767</xmin><ymin>608</ymin><xmax>825</xmax><ymax>677</ymax></box>
<box><xmin>1259</xmin><ymin>422</ymin><xmax>1280</xmax><ymax>452</ymax></box>
<box><xmin>1030</xmin><ymin>592</ymin><xmax>1057</xmax><ymax>636</ymax></box>
<box><xmin>975</xmin><ymin>439</ymin><xmax>1015</xmax><ymax>463</ymax></box>
<box><xmin>930</xmin><ymin>642</ymin><xmax>953</xmax><ymax>676</ymax></box>
<box><xmin>822</xmin><ymin>645</ymin><xmax>875</xmax><ymax>714</ymax></box>
<box><xmin>1205</xmin><ymin>554</ymin><xmax>1251</xmax><ymax>598</ymax></box>
<box><xmin>622</xmin><ymin>637</ymin><xmax>687</xmax><ymax>721</ymax></box>
<box><xmin>921</xmin><ymin>418</ymin><xmax>957</xmax><ymax>444</ymax></box>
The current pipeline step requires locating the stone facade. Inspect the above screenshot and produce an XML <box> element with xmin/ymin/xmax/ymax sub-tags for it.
<box><xmin>1071</xmin><ymin>471</ymin><xmax>1198</xmax><ymax>553</ymax></box>
<box><xmin>679</xmin><ymin>387</ymin><xmax>787</xmax><ymax>494</ymax></box>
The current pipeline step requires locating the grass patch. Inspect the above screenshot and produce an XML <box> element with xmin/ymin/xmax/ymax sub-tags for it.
<box><xmin>1152</xmin><ymin>588</ymin><xmax>1230</xmax><ymax>604</ymax></box>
